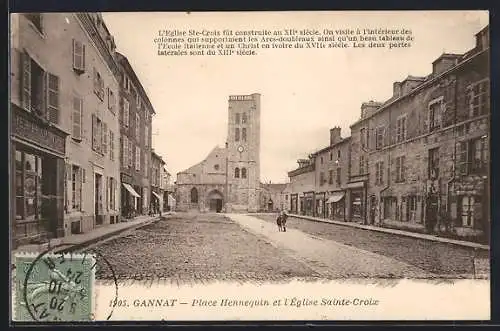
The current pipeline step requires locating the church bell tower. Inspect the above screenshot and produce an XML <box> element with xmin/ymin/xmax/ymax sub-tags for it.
<box><xmin>226</xmin><ymin>93</ymin><xmax>261</xmax><ymax>212</ymax></box>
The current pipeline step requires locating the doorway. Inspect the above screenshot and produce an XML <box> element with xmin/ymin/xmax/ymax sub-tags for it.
<box><xmin>369</xmin><ymin>196</ymin><xmax>376</xmax><ymax>224</ymax></box>
<box><xmin>207</xmin><ymin>190</ymin><xmax>224</xmax><ymax>212</ymax></box>
<box><xmin>425</xmin><ymin>194</ymin><xmax>439</xmax><ymax>232</ymax></box>
<box><xmin>95</xmin><ymin>173</ymin><xmax>103</xmax><ymax>225</ymax></box>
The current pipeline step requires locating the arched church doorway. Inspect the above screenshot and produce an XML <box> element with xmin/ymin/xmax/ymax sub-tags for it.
<box><xmin>207</xmin><ymin>190</ymin><xmax>224</xmax><ymax>213</ymax></box>
<box><xmin>267</xmin><ymin>198</ymin><xmax>274</xmax><ymax>211</ymax></box>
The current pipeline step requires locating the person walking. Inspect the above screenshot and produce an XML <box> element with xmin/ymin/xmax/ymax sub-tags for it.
<box><xmin>281</xmin><ymin>211</ymin><xmax>288</xmax><ymax>232</ymax></box>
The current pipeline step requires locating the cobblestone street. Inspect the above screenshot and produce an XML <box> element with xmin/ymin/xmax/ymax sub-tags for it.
<box><xmin>89</xmin><ymin>213</ymin><xmax>320</xmax><ymax>282</ymax></box>
<box><xmin>254</xmin><ymin>214</ymin><xmax>490</xmax><ymax>277</ymax></box>
<box><xmin>83</xmin><ymin>212</ymin><xmax>489</xmax><ymax>283</ymax></box>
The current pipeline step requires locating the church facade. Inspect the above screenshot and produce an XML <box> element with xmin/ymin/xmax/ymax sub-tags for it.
<box><xmin>176</xmin><ymin>93</ymin><xmax>262</xmax><ymax>213</ymax></box>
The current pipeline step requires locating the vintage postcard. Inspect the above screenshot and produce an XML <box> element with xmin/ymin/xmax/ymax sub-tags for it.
<box><xmin>9</xmin><ymin>10</ymin><xmax>490</xmax><ymax>322</ymax></box>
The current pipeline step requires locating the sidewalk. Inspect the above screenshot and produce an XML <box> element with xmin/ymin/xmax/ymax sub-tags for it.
<box><xmin>226</xmin><ymin>213</ymin><xmax>433</xmax><ymax>278</ymax></box>
<box><xmin>266</xmin><ymin>213</ymin><xmax>489</xmax><ymax>251</ymax></box>
<box><xmin>12</xmin><ymin>214</ymin><xmax>162</xmax><ymax>259</ymax></box>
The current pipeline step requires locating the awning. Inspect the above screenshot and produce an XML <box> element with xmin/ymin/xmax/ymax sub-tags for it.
<box><xmin>122</xmin><ymin>183</ymin><xmax>140</xmax><ymax>198</ymax></box>
<box><xmin>152</xmin><ymin>191</ymin><xmax>162</xmax><ymax>201</ymax></box>
<box><xmin>327</xmin><ymin>192</ymin><xmax>345</xmax><ymax>203</ymax></box>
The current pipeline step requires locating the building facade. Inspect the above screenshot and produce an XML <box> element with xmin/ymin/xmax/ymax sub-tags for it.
<box><xmin>151</xmin><ymin>150</ymin><xmax>165</xmax><ymax>214</ymax></box>
<box><xmin>260</xmin><ymin>183</ymin><xmax>287</xmax><ymax>212</ymax></box>
<box><xmin>176</xmin><ymin>93</ymin><xmax>262</xmax><ymax>213</ymax></box>
<box><xmin>116</xmin><ymin>52</ymin><xmax>154</xmax><ymax>218</ymax></box>
<box><xmin>311</xmin><ymin>128</ymin><xmax>352</xmax><ymax>221</ymax></box>
<box><xmin>10</xmin><ymin>13</ymin><xmax>122</xmax><ymax>247</ymax></box>
<box><xmin>286</xmin><ymin>25</ymin><xmax>490</xmax><ymax>243</ymax></box>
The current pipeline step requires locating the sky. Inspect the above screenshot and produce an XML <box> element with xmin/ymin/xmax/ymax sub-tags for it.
<box><xmin>101</xmin><ymin>11</ymin><xmax>488</xmax><ymax>183</ymax></box>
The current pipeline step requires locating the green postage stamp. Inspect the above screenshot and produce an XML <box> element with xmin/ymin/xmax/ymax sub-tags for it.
<box><xmin>14</xmin><ymin>252</ymin><xmax>96</xmax><ymax>322</ymax></box>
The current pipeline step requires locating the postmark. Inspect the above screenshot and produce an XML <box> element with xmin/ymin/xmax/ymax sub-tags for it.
<box><xmin>14</xmin><ymin>245</ymin><xmax>119</xmax><ymax>322</ymax></box>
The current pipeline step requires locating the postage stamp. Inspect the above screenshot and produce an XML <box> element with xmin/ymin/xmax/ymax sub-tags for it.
<box><xmin>14</xmin><ymin>251</ymin><xmax>96</xmax><ymax>322</ymax></box>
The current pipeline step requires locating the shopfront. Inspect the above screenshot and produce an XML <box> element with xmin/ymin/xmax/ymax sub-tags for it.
<box><xmin>315</xmin><ymin>192</ymin><xmax>326</xmax><ymax>218</ymax></box>
<box><xmin>290</xmin><ymin>194</ymin><xmax>298</xmax><ymax>214</ymax></box>
<box><xmin>121</xmin><ymin>173</ymin><xmax>140</xmax><ymax>218</ymax></box>
<box><xmin>304</xmin><ymin>191</ymin><xmax>314</xmax><ymax>216</ymax></box>
<box><xmin>345</xmin><ymin>180</ymin><xmax>366</xmax><ymax>223</ymax></box>
<box><xmin>327</xmin><ymin>191</ymin><xmax>345</xmax><ymax>220</ymax></box>
<box><xmin>11</xmin><ymin>105</ymin><xmax>68</xmax><ymax>247</ymax></box>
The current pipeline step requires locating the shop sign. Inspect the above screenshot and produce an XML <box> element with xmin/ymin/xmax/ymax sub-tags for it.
<box><xmin>12</xmin><ymin>109</ymin><xmax>66</xmax><ymax>154</ymax></box>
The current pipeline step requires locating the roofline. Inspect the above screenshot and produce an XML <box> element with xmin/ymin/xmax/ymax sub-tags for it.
<box><xmin>116</xmin><ymin>51</ymin><xmax>156</xmax><ymax>115</ymax></box>
<box><xmin>350</xmin><ymin>48</ymin><xmax>488</xmax><ymax>128</ymax></box>
<box><xmin>311</xmin><ymin>136</ymin><xmax>352</xmax><ymax>156</ymax></box>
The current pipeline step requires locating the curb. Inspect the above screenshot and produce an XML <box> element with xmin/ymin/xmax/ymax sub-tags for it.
<box><xmin>55</xmin><ymin>216</ymin><xmax>162</xmax><ymax>254</ymax></box>
<box><xmin>251</xmin><ymin>213</ymin><xmax>489</xmax><ymax>251</ymax></box>
<box><xmin>289</xmin><ymin>214</ymin><xmax>489</xmax><ymax>251</ymax></box>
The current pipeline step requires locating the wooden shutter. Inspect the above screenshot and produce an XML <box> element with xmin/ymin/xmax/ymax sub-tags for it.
<box><xmin>106</xmin><ymin>176</ymin><xmax>109</xmax><ymax>211</ymax></box>
<box><xmin>92</xmin><ymin>114</ymin><xmax>98</xmax><ymax>151</ymax></box>
<box><xmin>72</xmin><ymin>96</ymin><xmax>82</xmax><ymax>139</ymax></box>
<box><xmin>65</xmin><ymin>163</ymin><xmax>72</xmax><ymax>211</ymax></box>
<box><xmin>20</xmin><ymin>51</ymin><xmax>31</xmax><ymax>111</ymax></box>
<box><xmin>102</xmin><ymin>122</ymin><xmax>108</xmax><ymax>154</ymax></box>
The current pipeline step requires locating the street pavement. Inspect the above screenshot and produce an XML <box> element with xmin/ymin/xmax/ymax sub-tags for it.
<box><xmin>254</xmin><ymin>214</ymin><xmax>490</xmax><ymax>278</ymax></box>
<box><xmin>84</xmin><ymin>212</ymin><xmax>489</xmax><ymax>283</ymax></box>
<box><xmin>89</xmin><ymin>213</ymin><xmax>320</xmax><ymax>283</ymax></box>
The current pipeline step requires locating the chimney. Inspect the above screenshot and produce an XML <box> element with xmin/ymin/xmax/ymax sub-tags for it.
<box><xmin>361</xmin><ymin>100</ymin><xmax>382</xmax><ymax>119</ymax></box>
<box><xmin>330</xmin><ymin>127</ymin><xmax>342</xmax><ymax>145</ymax></box>
<box><xmin>475</xmin><ymin>26</ymin><xmax>489</xmax><ymax>52</ymax></box>
<box><xmin>432</xmin><ymin>54</ymin><xmax>461</xmax><ymax>76</ymax></box>
<box><xmin>393</xmin><ymin>82</ymin><xmax>402</xmax><ymax>98</ymax></box>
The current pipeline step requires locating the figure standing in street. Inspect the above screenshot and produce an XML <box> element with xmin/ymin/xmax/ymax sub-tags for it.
<box><xmin>281</xmin><ymin>211</ymin><xmax>288</xmax><ymax>232</ymax></box>
<box><xmin>276</xmin><ymin>212</ymin><xmax>283</xmax><ymax>232</ymax></box>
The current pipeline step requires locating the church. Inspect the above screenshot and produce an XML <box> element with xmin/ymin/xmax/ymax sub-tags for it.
<box><xmin>175</xmin><ymin>93</ymin><xmax>264</xmax><ymax>213</ymax></box>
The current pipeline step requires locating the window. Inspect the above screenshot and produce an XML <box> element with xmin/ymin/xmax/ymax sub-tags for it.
<box><xmin>376</xmin><ymin>127</ymin><xmax>384</xmax><ymax>150</ymax></box>
<box><xmin>122</xmin><ymin>136</ymin><xmax>128</xmax><ymax>166</ymax></box>
<box><xmin>320</xmin><ymin>157</ymin><xmax>323</xmax><ymax>164</ymax></box>
<box><xmin>428</xmin><ymin>148</ymin><xmax>439</xmax><ymax>179</ymax></box>
<box><xmin>135</xmin><ymin>146</ymin><xmax>141</xmax><ymax>171</ymax></box>
<box><xmin>107</xmin><ymin>88</ymin><xmax>115</xmax><ymax>113</ymax></box>
<box><xmin>336</xmin><ymin>168</ymin><xmax>341</xmax><ymax>184</ymax></box>
<box><xmin>91</xmin><ymin>114</ymin><xmax>105</xmax><ymax>154</ymax></box>
<box><xmin>72</xmin><ymin>95</ymin><xmax>83</xmax><ymax>140</ymax></box>
<box><xmin>144</xmin><ymin>125</ymin><xmax>149</xmax><ymax>147</ymax></box>
<box><xmin>359</xmin><ymin>155</ymin><xmax>366</xmax><ymax>174</ymax></box>
<box><xmin>428</xmin><ymin>98</ymin><xmax>442</xmax><ymax>132</ymax></box>
<box><xmin>461</xmin><ymin>196</ymin><xmax>479</xmax><ymax>227</ymax></box>
<box><xmin>72</xmin><ymin>39</ymin><xmax>86</xmax><ymax>73</ymax></box>
<box><xmin>135</xmin><ymin>113</ymin><xmax>141</xmax><ymax>140</ymax></box>
<box><xmin>395</xmin><ymin>156</ymin><xmax>406</xmax><ymax>182</ymax></box>
<box><xmin>123</xmin><ymin>98</ymin><xmax>130</xmax><ymax>127</ymax></box>
<box><xmin>235</xmin><ymin>167</ymin><xmax>240</xmax><ymax>178</ymax></box>
<box><xmin>20</xmin><ymin>52</ymin><xmax>60</xmax><ymax>124</ymax></box>
<box><xmin>101</xmin><ymin>122</ymin><xmax>108</xmax><ymax>154</ymax></box>
<box><xmin>330</xmin><ymin>152</ymin><xmax>333</xmax><ymax>161</ymax></box>
<box><xmin>109</xmin><ymin>130</ymin><xmax>115</xmax><ymax>161</ymax></box>
<box><xmin>242</xmin><ymin>113</ymin><xmax>247</xmax><ymax>124</ymax></box>
<box><xmin>458</xmin><ymin>136</ymin><xmax>488</xmax><ymax>175</ymax></box>
<box><xmin>190</xmin><ymin>187</ymin><xmax>198</xmax><ymax>203</ymax></box>
<box><xmin>123</xmin><ymin>73</ymin><xmax>130</xmax><ymax>91</ymax></box>
<box><xmin>235</xmin><ymin>113</ymin><xmax>240</xmax><ymax>124</ymax></box>
<box><xmin>15</xmin><ymin>150</ymin><xmax>42</xmax><ymax>220</ymax></box>
<box><xmin>242</xmin><ymin>128</ymin><xmax>247</xmax><ymax>142</ymax></box>
<box><xmin>136</xmin><ymin>93</ymin><xmax>142</xmax><ymax>109</ymax></box>
<box><xmin>144</xmin><ymin>153</ymin><xmax>148</xmax><ymax>177</ymax></box>
<box><xmin>93</xmin><ymin>68</ymin><xmax>104</xmax><ymax>101</ymax></box>
<box><xmin>214</xmin><ymin>164</ymin><xmax>220</xmax><ymax>171</ymax></box>
<box><xmin>128</xmin><ymin>141</ymin><xmax>133</xmax><ymax>167</ymax></box>
<box><xmin>241</xmin><ymin>168</ymin><xmax>247</xmax><ymax>178</ymax></box>
<box><xmin>108</xmin><ymin>177</ymin><xmax>116</xmax><ymax>210</ymax></box>
<box><xmin>396</xmin><ymin>115</ymin><xmax>407</xmax><ymax>143</ymax></box>
<box><xmin>235</xmin><ymin>128</ymin><xmax>240</xmax><ymax>141</ymax></box>
<box><xmin>328</xmin><ymin>170</ymin><xmax>333</xmax><ymax>184</ymax></box>
<box><xmin>319</xmin><ymin>172</ymin><xmax>325</xmax><ymax>185</ymax></box>
<box><xmin>467</xmin><ymin>79</ymin><xmax>490</xmax><ymax>117</ymax></box>
<box><xmin>360</xmin><ymin>128</ymin><xmax>367</xmax><ymax>149</ymax></box>
<box><xmin>375</xmin><ymin>161</ymin><xmax>384</xmax><ymax>185</ymax></box>
<box><xmin>337</xmin><ymin>150</ymin><xmax>341</xmax><ymax>159</ymax></box>
<box><xmin>407</xmin><ymin>195</ymin><xmax>418</xmax><ymax>222</ymax></box>
<box><xmin>25</xmin><ymin>14</ymin><xmax>43</xmax><ymax>33</ymax></box>
<box><xmin>71</xmin><ymin>165</ymin><xmax>82</xmax><ymax>210</ymax></box>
